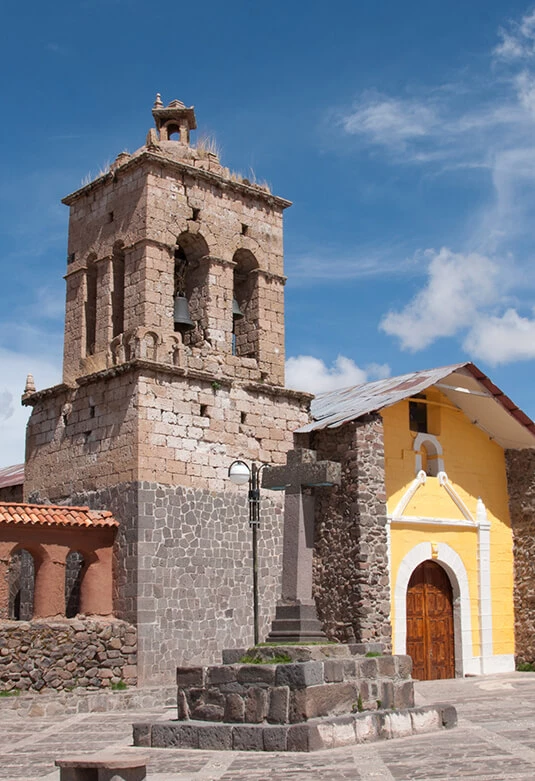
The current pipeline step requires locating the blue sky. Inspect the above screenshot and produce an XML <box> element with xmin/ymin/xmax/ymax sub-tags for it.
<box><xmin>2</xmin><ymin>0</ymin><xmax>535</xmax><ymax>466</ymax></box>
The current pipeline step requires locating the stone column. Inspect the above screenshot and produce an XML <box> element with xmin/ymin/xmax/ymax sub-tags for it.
<box><xmin>62</xmin><ymin>267</ymin><xmax>86</xmax><ymax>384</ymax></box>
<box><xmin>262</xmin><ymin>448</ymin><xmax>341</xmax><ymax>642</ymax></box>
<box><xmin>202</xmin><ymin>256</ymin><xmax>234</xmax><ymax>352</ymax></box>
<box><xmin>33</xmin><ymin>552</ymin><xmax>66</xmax><ymax>618</ymax></box>
<box><xmin>80</xmin><ymin>547</ymin><xmax>113</xmax><ymax>615</ymax></box>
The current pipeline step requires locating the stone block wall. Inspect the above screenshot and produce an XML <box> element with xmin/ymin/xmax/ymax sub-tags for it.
<box><xmin>0</xmin><ymin>618</ymin><xmax>136</xmax><ymax>692</ymax></box>
<box><xmin>24</xmin><ymin>369</ymin><xmax>309</xmax><ymax>501</ymax></box>
<box><xmin>69</xmin><ymin>480</ymin><xmax>285</xmax><ymax>685</ymax></box>
<box><xmin>62</xmin><ymin>144</ymin><xmax>290</xmax><ymax>386</ymax></box>
<box><xmin>296</xmin><ymin>414</ymin><xmax>391</xmax><ymax>648</ymax></box>
<box><xmin>505</xmin><ymin>449</ymin><xmax>535</xmax><ymax>664</ymax></box>
<box><xmin>175</xmin><ymin>653</ymin><xmax>413</xmax><ymax>725</ymax></box>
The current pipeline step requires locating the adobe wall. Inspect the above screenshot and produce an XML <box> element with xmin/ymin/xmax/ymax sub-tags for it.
<box><xmin>296</xmin><ymin>414</ymin><xmax>391</xmax><ymax>648</ymax></box>
<box><xmin>505</xmin><ymin>449</ymin><xmax>535</xmax><ymax>664</ymax></box>
<box><xmin>0</xmin><ymin>618</ymin><xmax>136</xmax><ymax>693</ymax></box>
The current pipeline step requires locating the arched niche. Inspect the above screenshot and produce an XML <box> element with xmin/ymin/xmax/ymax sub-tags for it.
<box><xmin>414</xmin><ymin>432</ymin><xmax>444</xmax><ymax>477</ymax></box>
<box><xmin>232</xmin><ymin>248</ymin><xmax>259</xmax><ymax>358</ymax></box>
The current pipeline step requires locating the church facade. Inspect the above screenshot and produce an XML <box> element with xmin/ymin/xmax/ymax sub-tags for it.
<box><xmin>298</xmin><ymin>363</ymin><xmax>535</xmax><ymax>679</ymax></box>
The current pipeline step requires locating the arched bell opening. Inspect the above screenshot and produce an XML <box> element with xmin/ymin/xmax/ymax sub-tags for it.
<box><xmin>8</xmin><ymin>547</ymin><xmax>36</xmax><ymax>621</ymax></box>
<box><xmin>173</xmin><ymin>231</ymin><xmax>210</xmax><ymax>346</ymax></box>
<box><xmin>232</xmin><ymin>249</ymin><xmax>259</xmax><ymax>359</ymax></box>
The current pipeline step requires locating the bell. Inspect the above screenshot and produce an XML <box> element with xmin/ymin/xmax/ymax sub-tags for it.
<box><xmin>232</xmin><ymin>297</ymin><xmax>244</xmax><ymax>319</ymax></box>
<box><xmin>173</xmin><ymin>294</ymin><xmax>194</xmax><ymax>331</ymax></box>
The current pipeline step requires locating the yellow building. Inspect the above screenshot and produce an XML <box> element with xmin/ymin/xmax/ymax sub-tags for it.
<box><xmin>298</xmin><ymin>362</ymin><xmax>535</xmax><ymax>680</ymax></box>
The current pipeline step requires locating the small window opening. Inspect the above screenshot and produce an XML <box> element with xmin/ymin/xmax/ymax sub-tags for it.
<box><xmin>241</xmin><ymin>223</ymin><xmax>249</xmax><ymax>236</ymax></box>
<box><xmin>409</xmin><ymin>394</ymin><xmax>428</xmax><ymax>433</ymax></box>
<box><xmin>241</xmin><ymin>411</ymin><xmax>247</xmax><ymax>424</ymax></box>
<box><xmin>107</xmin><ymin>211</ymin><xmax>114</xmax><ymax>223</ymax></box>
<box><xmin>192</xmin><ymin>208</ymin><xmax>200</xmax><ymax>221</ymax></box>
<box><xmin>167</xmin><ymin>123</ymin><xmax>180</xmax><ymax>140</ymax></box>
<box><xmin>89</xmin><ymin>405</ymin><xmax>95</xmax><ymax>419</ymax></box>
<box><xmin>200</xmin><ymin>404</ymin><xmax>208</xmax><ymax>417</ymax></box>
<box><xmin>62</xmin><ymin>413</ymin><xmax>69</xmax><ymax>427</ymax></box>
<box><xmin>67</xmin><ymin>252</ymin><xmax>76</xmax><ymax>265</ymax></box>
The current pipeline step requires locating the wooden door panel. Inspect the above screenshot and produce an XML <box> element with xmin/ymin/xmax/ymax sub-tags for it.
<box><xmin>406</xmin><ymin>560</ymin><xmax>455</xmax><ymax>681</ymax></box>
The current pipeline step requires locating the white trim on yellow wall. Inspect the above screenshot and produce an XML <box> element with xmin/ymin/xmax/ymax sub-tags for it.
<box><xmin>393</xmin><ymin>541</ymin><xmax>474</xmax><ymax>677</ymax></box>
<box><xmin>413</xmin><ymin>433</ymin><xmax>444</xmax><ymax>475</ymax></box>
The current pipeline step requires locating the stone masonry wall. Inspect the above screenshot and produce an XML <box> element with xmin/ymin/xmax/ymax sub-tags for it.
<box><xmin>302</xmin><ymin>414</ymin><xmax>391</xmax><ymax>648</ymax></box>
<box><xmin>68</xmin><ymin>480</ymin><xmax>285</xmax><ymax>686</ymax></box>
<box><xmin>63</xmin><ymin>145</ymin><xmax>288</xmax><ymax>386</ymax></box>
<box><xmin>0</xmin><ymin>618</ymin><xmax>136</xmax><ymax>693</ymax></box>
<box><xmin>175</xmin><ymin>654</ymin><xmax>413</xmax><ymax>725</ymax></box>
<box><xmin>24</xmin><ymin>369</ymin><xmax>309</xmax><ymax>501</ymax></box>
<box><xmin>505</xmin><ymin>449</ymin><xmax>535</xmax><ymax>664</ymax></box>
<box><xmin>24</xmin><ymin>371</ymin><xmax>139</xmax><ymax>501</ymax></box>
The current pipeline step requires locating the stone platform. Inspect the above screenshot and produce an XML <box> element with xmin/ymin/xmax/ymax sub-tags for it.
<box><xmin>132</xmin><ymin>644</ymin><xmax>457</xmax><ymax>752</ymax></box>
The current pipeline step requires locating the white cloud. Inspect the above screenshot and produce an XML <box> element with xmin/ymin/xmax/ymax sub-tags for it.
<box><xmin>287</xmin><ymin>245</ymin><xmax>419</xmax><ymax>282</ymax></box>
<box><xmin>341</xmin><ymin>94</ymin><xmax>438</xmax><ymax>148</ymax></box>
<box><xmin>285</xmin><ymin>355</ymin><xmax>390</xmax><ymax>394</ymax></box>
<box><xmin>494</xmin><ymin>11</ymin><xmax>535</xmax><ymax>61</ymax></box>
<box><xmin>0</xmin><ymin>390</ymin><xmax>14</xmax><ymax>422</ymax></box>
<box><xmin>330</xmin><ymin>8</ymin><xmax>535</xmax><ymax>367</ymax></box>
<box><xmin>380</xmin><ymin>248</ymin><xmax>499</xmax><ymax>350</ymax></box>
<box><xmin>0</xmin><ymin>347</ymin><xmax>61</xmax><ymax>467</ymax></box>
<box><xmin>464</xmin><ymin>308</ymin><xmax>535</xmax><ymax>364</ymax></box>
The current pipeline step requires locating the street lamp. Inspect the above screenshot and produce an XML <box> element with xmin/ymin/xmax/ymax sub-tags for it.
<box><xmin>228</xmin><ymin>460</ymin><xmax>272</xmax><ymax>646</ymax></box>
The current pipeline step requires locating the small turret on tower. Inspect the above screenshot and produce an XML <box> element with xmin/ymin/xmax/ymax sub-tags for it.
<box><xmin>151</xmin><ymin>94</ymin><xmax>197</xmax><ymax>144</ymax></box>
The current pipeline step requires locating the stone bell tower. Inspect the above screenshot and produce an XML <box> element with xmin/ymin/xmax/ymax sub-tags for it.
<box><xmin>23</xmin><ymin>95</ymin><xmax>310</xmax><ymax>684</ymax></box>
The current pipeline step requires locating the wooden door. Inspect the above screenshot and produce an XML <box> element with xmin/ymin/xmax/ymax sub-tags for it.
<box><xmin>406</xmin><ymin>560</ymin><xmax>455</xmax><ymax>680</ymax></box>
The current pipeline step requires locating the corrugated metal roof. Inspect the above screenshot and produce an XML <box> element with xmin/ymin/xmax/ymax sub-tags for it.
<box><xmin>295</xmin><ymin>362</ymin><xmax>535</xmax><ymax>450</ymax></box>
<box><xmin>0</xmin><ymin>463</ymin><xmax>24</xmax><ymax>489</ymax></box>
<box><xmin>0</xmin><ymin>503</ymin><xmax>119</xmax><ymax>529</ymax></box>
<box><xmin>297</xmin><ymin>364</ymin><xmax>467</xmax><ymax>432</ymax></box>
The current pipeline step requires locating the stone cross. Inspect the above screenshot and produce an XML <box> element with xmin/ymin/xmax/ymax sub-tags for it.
<box><xmin>262</xmin><ymin>448</ymin><xmax>341</xmax><ymax>642</ymax></box>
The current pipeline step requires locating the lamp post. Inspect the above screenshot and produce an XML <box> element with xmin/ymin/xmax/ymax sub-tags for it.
<box><xmin>228</xmin><ymin>460</ymin><xmax>270</xmax><ymax>646</ymax></box>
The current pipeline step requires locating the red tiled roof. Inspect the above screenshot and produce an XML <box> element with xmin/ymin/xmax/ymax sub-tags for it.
<box><xmin>0</xmin><ymin>464</ymin><xmax>24</xmax><ymax>489</ymax></box>
<box><xmin>0</xmin><ymin>502</ymin><xmax>119</xmax><ymax>528</ymax></box>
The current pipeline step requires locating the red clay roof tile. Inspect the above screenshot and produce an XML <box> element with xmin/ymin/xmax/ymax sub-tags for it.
<box><xmin>0</xmin><ymin>502</ymin><xmax>118</xmax><ymax>529</ymax></box>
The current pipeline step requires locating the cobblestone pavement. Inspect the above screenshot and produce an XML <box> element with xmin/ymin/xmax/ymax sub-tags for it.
<box><xmin>2</xmin><ymin>673</ymin><xmax>535</xmax><ymax>780</ymax></box>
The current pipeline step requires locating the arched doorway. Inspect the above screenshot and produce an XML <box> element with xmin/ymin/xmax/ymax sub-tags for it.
<box><xmin>406</xmin><ymin>560</ymin><xmax>455</xmax><ymax>680</ymax></box>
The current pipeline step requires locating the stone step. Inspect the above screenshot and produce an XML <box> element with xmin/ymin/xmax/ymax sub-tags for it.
<box><xmin>133</xmin><ymin>703</ymin><xmax>457</xmax><ymax>752</ymax></box>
